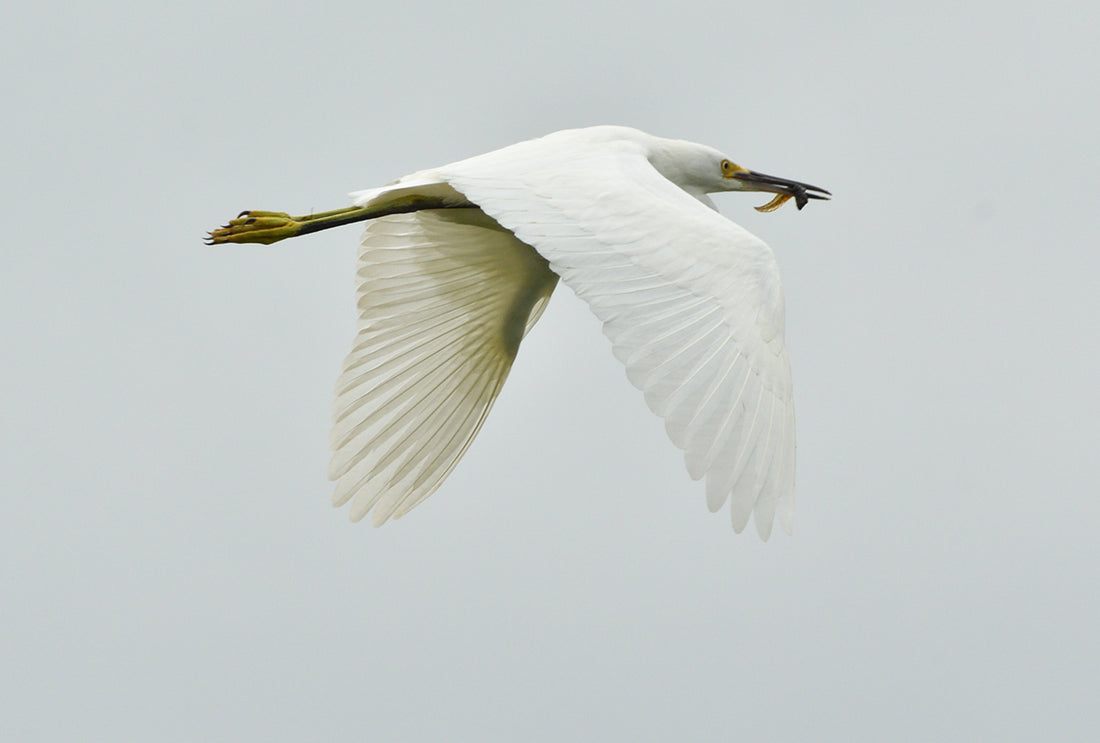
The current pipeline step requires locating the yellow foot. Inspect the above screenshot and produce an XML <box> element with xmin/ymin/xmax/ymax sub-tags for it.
<box><xmin>205</xmin><ymin>210</ymin><xmax>304</xmax><ymax>245</ymax></box>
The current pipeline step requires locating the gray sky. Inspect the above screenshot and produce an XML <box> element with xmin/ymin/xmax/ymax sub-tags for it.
<box><xmin>3</xmin><ymin>1</ymin><xmax>1098</xmax><ymax>740</ymax></box>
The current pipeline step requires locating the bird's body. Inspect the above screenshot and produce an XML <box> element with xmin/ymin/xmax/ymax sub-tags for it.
<box><xmin>207</xmin><ymin>126</ymin><xmax>829</xmax><ymax>538</ymax></box>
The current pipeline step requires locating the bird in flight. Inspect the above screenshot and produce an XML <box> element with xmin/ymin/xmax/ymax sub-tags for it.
<box><xmin>206</xmin><ymin>126</ymin><xmax>829</xmax><ymax>538</ymax></box>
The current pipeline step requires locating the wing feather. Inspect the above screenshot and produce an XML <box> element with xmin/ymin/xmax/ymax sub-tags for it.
<box><xmin>438</xmin><ymin>142</ymin><xmax>796</xmax><ymax>536</ymax></box>
<box><xmin>328</xmin><ymin>209</ymin><xmax>557</xmax><ymax>525</ymax></box>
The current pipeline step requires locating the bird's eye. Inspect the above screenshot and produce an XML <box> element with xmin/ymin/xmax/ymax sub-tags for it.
<box><xmin>720</xmin><ymin>159</ymin><xmax>734</xmax><ymax>175</ymax></box>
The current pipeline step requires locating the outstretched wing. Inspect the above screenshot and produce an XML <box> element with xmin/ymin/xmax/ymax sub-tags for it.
<box><xmin>439</xmin><ymin>144</ymin><xmax>796</xmax><ymax>538</ymax></box>
<box><xmin>328</xmin><ymin>208</ymin><xmax>557</xmax><ymax>525</ymax></box>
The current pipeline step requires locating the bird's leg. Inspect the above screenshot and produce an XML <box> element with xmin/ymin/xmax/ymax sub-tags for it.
<box><xmin>205</xmin><ymin>195</ymin><xmax>466</xmax><ymax>246</ymax></box>
<box><xmin>205</xmin><ymin>206</ymin><xmax>368</xmax><ymax>245</ymax></box>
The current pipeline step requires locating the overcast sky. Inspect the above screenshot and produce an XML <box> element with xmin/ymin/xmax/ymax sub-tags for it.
<box><xmin>3</xmin><ymin>1</ymin><xmax>1098</xmax><ymax>741</ymax></box>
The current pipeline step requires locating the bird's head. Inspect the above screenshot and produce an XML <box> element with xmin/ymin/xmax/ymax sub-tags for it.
<box><xmin>646</xmin><ymin>136</ymin><xmax>830</xmax><ymax>212</ymax></box>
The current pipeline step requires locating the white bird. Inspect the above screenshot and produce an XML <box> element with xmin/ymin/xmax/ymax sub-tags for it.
<box><xmin>207</xmin><ymin>126</ymin><xmax>829</xmax><ymax>538</ymax></box>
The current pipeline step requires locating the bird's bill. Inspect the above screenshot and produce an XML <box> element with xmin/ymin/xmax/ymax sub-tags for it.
<box><xmin>732</xmin><ymin>170</ymin><xmax>831</xmax><ymax>211</ymax></box>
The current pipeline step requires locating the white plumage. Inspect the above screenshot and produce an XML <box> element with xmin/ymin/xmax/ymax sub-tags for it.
<box><xmin>315</xmin><ymin>126</ymin><xmax>829</xmax><ymax>538</ymax></box>
<box><xmin>329</xmin><ymin>209</ymin><xmax>557</xmax><ymax>523</ymax></box>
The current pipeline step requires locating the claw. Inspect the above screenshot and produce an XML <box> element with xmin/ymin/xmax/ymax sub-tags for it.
<box><xmin>204</xmin><ymin>209</ymin><xmax>304</xmax><ymax>245</ymax></box>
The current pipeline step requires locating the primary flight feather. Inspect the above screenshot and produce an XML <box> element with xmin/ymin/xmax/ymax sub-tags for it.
<box><xmin>206</xmin><ymin>126</ymin><xmax>830</xmax><ymax>538</ymax></box>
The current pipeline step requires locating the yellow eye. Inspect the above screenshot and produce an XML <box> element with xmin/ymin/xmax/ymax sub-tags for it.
<box><xmin>720</xmin><ymin>159</ymin><xmax>735</xmax><ymax>176</ymax></box>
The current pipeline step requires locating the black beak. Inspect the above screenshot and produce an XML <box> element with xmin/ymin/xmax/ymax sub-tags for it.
<box><xmin>733</xmin><ymin>170</ymin><xmax>832</xmax><ymax>210</ymax></box>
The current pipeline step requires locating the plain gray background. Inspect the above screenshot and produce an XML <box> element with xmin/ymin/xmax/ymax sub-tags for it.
<box><xmin>3</xmin><ymin>1</ymin><xmax>1097</xmax><ymax>740</ymax></box>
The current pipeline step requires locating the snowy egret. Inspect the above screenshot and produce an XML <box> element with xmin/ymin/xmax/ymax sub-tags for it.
<box><xmin>207</xmin><ymin>126</ymin><xmax>829</xmax><ymax>538</ymax></box>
